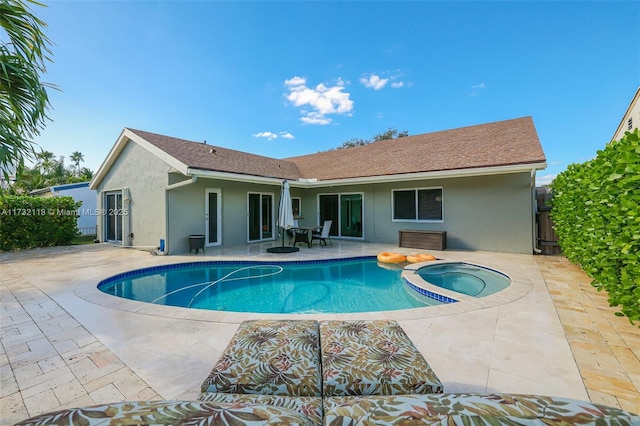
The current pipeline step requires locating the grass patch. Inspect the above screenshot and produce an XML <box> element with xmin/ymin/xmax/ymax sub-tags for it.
<box><xmin>72</xmin><ymin>235</ymin><xmax>97</xmax><ymax>245</ymax></box>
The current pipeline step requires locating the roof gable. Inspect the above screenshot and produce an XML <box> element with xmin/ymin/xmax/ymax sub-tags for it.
<box><xmin>128</xmin><ymin>129</ymin><xmax>302</xmax><ymax>180</ymax></box>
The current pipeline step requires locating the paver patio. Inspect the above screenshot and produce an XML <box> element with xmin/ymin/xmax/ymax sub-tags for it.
<box><xmin>0</xmin><ymin>242</ymin><xmax>638</xmax><ymax>425</ymax></box>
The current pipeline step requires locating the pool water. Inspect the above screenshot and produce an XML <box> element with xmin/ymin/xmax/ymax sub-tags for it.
<box><xmin>417</xmin><ymin>263</ymin><xmax>510</xmax><ymax>297</ymax></box>
<box><xmin>98</xmin><ymin>257</ymin><xmax>442</xmax><ymax>314</ymax></box>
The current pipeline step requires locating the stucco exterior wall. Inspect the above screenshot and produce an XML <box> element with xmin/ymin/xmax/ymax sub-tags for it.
<box><xmin>167</xmin><ymin>177</ymin><xmax>280</xmax><ymax>254</ymax></box>
<box><xmin>300</xmin><ymin>172</ymin><xmax>535</xmax><ymax>254</ymax></box>
<box><xmin>96</xmin><ymin>141</ymin><xmax>171</xmax><ymax>248</ymax></box>
<box><xmin>164</xmin><ymin>172</ymin><xmax>534</xmax><ymax>254</ymax></box>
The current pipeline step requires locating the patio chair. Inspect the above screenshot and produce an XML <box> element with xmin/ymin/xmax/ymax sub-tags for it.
<box><xmin>311</xmin><ymin>220</ymin><xmax>333</xmax><ymax>247</ymax></box>
<box><xmin>287</xmin><ymin>220</ymin><xmax>300</xmax><ymax>245</ymax></box>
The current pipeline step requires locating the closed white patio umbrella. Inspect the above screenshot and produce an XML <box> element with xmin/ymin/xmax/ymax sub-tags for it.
<box><xmin>267</xmin><ymin>180</ymin><xmax>299</xmax><ymax>253</ymax></box>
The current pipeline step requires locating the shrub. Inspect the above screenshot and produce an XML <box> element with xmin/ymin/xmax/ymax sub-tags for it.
<box><xmin>551</xmin><ymin>129</ymin><xmax>639</xmax><ymax>324</ymax></box>
<box><xmin>0</xmin><ymin>195</ymin><xmax>81</xmax><ymax>250</ymax></box>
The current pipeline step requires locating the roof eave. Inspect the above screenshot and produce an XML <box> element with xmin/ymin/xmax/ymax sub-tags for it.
<box><xmin>304</xmin><ymin>162</ymin><xmax>547</xmax><ymax>187</ymax></box>
<box><xmin>187</xmin><ymin>162</ymin><xmax>546</xmax><ymax>188</ymax></box>
<box><xmin>186</xmin><ymin>168</ymin><xmax>286</xmax><ymax>186</ymax></box>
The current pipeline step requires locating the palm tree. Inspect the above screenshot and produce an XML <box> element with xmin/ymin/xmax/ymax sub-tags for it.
<box><xmin>35</xmin><ymin>150</ymin><xmax>54</xmax><ymax>173</ymax></box>
<box><xmin>70</xmin><ymin>151</ymin><xmax>84</xmax><ymax>176</ymax></box>
<box><xmin>0</xmin><ymin>0</ymin><xmax>55</xmax><ymax>180</ymax></box>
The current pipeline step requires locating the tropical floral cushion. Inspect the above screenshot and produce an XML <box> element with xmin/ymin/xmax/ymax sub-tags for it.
<box><xmin>320</xmin><ymin>320</ymin><xmax>443</xmax><ymax>396</ymax></box>
<box><xmin>198</xmin><ymin>392</ymin><xmax>323</xmax><ymax>425</ymax></box>
<box><xmin>201</xmin><ymin>320</ymin><xmax>322</xmax><ymax>396</ymax></box>
<box><xmin>323</xmin><ymin>393</ymin><xmax>640</xmax><ymax>425</ymax></box>
<box><xmin>15</xmin><ymin>400</ymin><xmax>313</xmax><ymax>426</ymax></box>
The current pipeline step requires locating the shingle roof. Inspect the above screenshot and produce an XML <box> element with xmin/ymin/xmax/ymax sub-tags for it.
<box><xmin>285</xmin><ymin>116</ymin><xmax>545</xmax><ymax>180</ymax></box>
<box><xmin>127</xmin><ymin>129</ymin><xmax>302</xmax><ymax>180</ymax></box>
<box><xmin>127</xmin><ymin>116</ymin><xmax>545</xmax><ymax>182</ymax></box>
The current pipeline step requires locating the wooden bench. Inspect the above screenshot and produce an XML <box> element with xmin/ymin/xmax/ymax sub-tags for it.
<box><xmin>399</xmin><ymin>229</ymin><xmax>446</xmax><ymax>250</ymax></box>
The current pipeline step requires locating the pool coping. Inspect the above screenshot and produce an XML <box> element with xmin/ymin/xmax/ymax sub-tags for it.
<box><xmin>74</xmin><ymin>256</ymin><xmax>533</xmax><ymax>323</ymax></box>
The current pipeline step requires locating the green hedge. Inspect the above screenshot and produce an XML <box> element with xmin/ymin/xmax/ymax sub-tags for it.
<box><xmin>0</xmin><ymin>195</ymin><xmax>81</xmax><ymax>251</ymax></box>
<box><xmin>551</xmin><ymin>129</ymin><xmax>639</xmax><ymax>324</ymax></box>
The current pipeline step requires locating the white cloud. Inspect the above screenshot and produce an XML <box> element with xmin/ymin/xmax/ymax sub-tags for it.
<box><xmin>253</xmin><ymin>131</ymin><xmax>296</xmax><ymax>141</ymax></box>
<box><xmin>279</xmin><ymin>132</ymin><xmax>295</xmax><ymax>139</ymax></box>
<box><xmin>468</xmin><ymin>83</ymin><xmax>487</xmax><ymax>97</ymax></box>
<box><xmin>360</xmin><ymin>74</ymin><xmax>389</xmax><ymax>90</ymax></box>
<box><xmin>284</xmin><ymin>76</ymin><xmax>354</xmax><ymax>125</ymax></box>
<box><xmin>300</xmin><ymin>112</ymin><xmax>332</xmax><ymax>125</ymax></box>
<box><xmin>536</xmin><ymin>174</ymin><xmax>557</xmax><ymax>186</ymax></box>
<box><xmin>253</xmin><ymin>131</ymin><xmax>278</xmax><ymax>140</ymax></box>
<box><xmin>361</xmin><ymin>71</ymin><xmax>408</xmax><ymax>90</ymax></box>
<box><xmin>284</xmin><ymin>76</ymin><xmax>306</xmax><ymax>87</ymax></box>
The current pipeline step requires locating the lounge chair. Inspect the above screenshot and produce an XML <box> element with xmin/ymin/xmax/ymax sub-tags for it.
<box><xmin>17</xmin><ymin>319</ymin><xmax>640</xmax><ymax>425</ymax></box>
<box><xmin>311</xmin><ymin>220</ymin><xmax>333</xmax><ymax>247</ymax></box>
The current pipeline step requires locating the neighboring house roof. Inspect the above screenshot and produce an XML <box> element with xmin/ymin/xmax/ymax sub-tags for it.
<box><xmin>30</xmin><ymin>182</ymin><xmax>91</xmax><ymax>196</ymax></box>
<box><xmin>611</xmin><ymin>87</ymin><xmax>640</xmax><ymax>142</ymax></box>
<box><xmin>91</xmin><ymin>116</ymin><xmax>546</xmax><ymax>189</ymax></box>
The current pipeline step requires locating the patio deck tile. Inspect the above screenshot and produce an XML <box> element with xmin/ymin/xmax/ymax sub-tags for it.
<box><xmin>0</xmin><ymin>243</ymin><xmax>638</xmax><ymax>425</ymax></box>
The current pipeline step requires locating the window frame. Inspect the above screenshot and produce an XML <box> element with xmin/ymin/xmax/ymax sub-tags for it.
<box><xmin>391</xmin><ymin>187</ymin><xmax>444</xmax><ymax>223</ymax></box>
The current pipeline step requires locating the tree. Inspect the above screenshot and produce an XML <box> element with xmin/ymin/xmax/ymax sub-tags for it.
<box><xmin>0</xmin><ymin>0</ymin><xmax>55</xmax><ymax>179</ymax></box>
<box><xmin>335</xmin><ymin>127</ymin><xmax>410</xmax><ymax>150</ymax></box>
<box><xmin>1</xmin><ymin>150</ymin><xmax>90</xmax><ymax>194</ymax></box>
<box><xmin>372</xmin><ymin>128</ymin><xmax>409</xmax><ymax>142</ymax></box>
<box><xmin>70</xmin><ymin>151</ymin><xmax>84</xmax><ymax>176</ymax></box>
<box><xmin>35</xmin><ymin>149</ymin><xmax>53</xmax><ymax>173</ymax></box>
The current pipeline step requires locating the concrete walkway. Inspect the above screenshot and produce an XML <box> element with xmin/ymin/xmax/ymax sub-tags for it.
<box><xmin>1</xmin><ymin>243</ymin><xmax>638</xmax><ymax>424</ymax></box>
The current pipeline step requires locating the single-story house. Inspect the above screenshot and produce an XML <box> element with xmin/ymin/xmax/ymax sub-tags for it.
<box><xmin>30</xmin><ymin>182</ymin><xmax>98</xmax><ymax>235</ymax></box>
<box><xmin>90</xmin><ymin>116</ymin><xmax>546</xmax><ymax>254</ymax></box>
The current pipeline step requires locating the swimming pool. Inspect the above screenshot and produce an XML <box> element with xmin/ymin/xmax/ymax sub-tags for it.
<box><xmin>416</xmin><ymin>262</ymin><xmax>511</xmax><ymax>297</ymax></box>
<box><xmin>97</xmin><ymin>257</ymin><xmax>443</xmax><ymax>314</ymax></box>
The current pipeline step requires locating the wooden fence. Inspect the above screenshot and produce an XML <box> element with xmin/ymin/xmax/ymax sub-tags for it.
<box><xmin>535</xmin><ymin>187</ymin><xmax>562</xmax><ymax>255</ymax></box>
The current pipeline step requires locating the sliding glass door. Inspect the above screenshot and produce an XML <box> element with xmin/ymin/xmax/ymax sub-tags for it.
<box><xmin>248</xmin><ymin>192</ymin><xmax>274</xmax><ymax>242</ymax></box>
<box><xmin>318</xmin><ymin>193</ymin><xmax>363</xmax><ymax>239</ymax></box>
<box><xmin>105</xmin><ymin>191</ymin><xmax>123</xmax><ymax>243</ymax></box>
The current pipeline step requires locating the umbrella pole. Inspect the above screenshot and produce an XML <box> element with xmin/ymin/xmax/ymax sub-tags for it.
<box><xmin>266</xmin><ymin>180</ymin><xmax>299</xmax><ymax>253</ymax></box>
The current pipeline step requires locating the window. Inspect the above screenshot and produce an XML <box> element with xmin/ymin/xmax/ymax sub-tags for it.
<box><xmin>628</xmin><ymin>117</ymin><xmax>633</xmax><ymax>131</ymax></box>
<box><xmin>292</xmin><ymin>197</ymin><xmax>301</xmax><ymax>217</ymax></box>
<box><xmin>393</xmin><ymin>188</ymin><xmax>442</xmax><ymax>221</ymax></box>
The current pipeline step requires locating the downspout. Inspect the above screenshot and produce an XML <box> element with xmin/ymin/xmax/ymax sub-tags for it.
<box><xmin>531</xmin><ymin>169</ymin><xmax>542</xmax><ymax>254</ymax></box>
<box><xmin>164</xmin><ymin>175</ymin><xmax>198</xmax><ymax>255</ymax></box>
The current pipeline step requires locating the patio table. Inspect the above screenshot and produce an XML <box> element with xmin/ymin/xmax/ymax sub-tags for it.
<box><xmin>292</xmin><ymin>226</ymin><xmax>322</xmax><ymax>248</ymax></box>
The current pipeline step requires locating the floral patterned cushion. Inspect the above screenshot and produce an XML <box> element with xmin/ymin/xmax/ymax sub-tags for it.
<box><xmin>323</xmin><ymin>393</ymin><xmax>640</xmax><ymax>425</ymax></box>
<box><xmin>15</xmin><ymin>400</ymin><xmax>313</xmax><ymax>426</ymax></box>
<box><xmin>198</xmin><ymin>392</ymin><xmax>323</xmax><ymax>425</ymax></box>
<box><xmin>201</xmin><ymin>320</ymin><xmax>322</xmax><ymax>396</ymax></box>
<box><xmin>320</xmin><ymin>320</ymin><xmax>443</xmax><ymax>396</ymax></box>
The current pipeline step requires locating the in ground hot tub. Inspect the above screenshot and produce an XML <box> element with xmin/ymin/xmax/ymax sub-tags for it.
<box><xmin>416</xmin><ymin>262</ymin><xmax>510</xmax><ymax>297</ymax></box>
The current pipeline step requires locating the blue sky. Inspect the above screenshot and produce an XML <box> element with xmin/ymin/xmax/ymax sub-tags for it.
<box><xmin>31</xmin><ymin>0</ymin><xmax>640</xmax><ymax>185</ymax></box>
